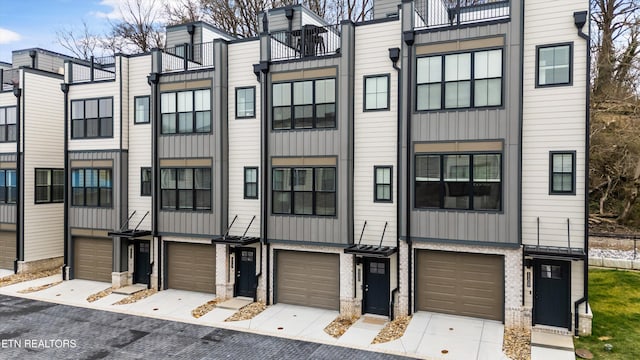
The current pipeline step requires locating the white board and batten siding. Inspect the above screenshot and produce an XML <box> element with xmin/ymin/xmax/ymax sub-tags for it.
<box><xmin>353</xmin><ymin>20</ymin><xmax>400</xmax><ymax>247</ymax></box>
<box><xmin>22</xmin><ymin>72</ymin><xmax>64</xmax><ymax>262</ymax></box>
<box><xmin>522</xmin><ymin>0</ymin><xmax>588</xmax><ymax>249</ymax></box>
<box><xmin>227</xmin><ymin>40</ymin><xmax>261</xmax><ymax>238</ymax></box>
<box><xmin>127</xmin><ymin>55</ymin><xmax>152</xmax><ymax>231</ymax></box>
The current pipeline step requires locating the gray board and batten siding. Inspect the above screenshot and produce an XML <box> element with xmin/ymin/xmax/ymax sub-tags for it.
<box><xmin>265</xmin><ymin>23</ymin><xmax>355</xmax><ymax>245</ymax></box>
<box><xmin>401</xmin><ymin>10</ymin><xmax>522</xmax><ymax>246</ymax></box>
<box><xmin>0</xmin><ymin>153</ymin><xmax>17</xmax><ymax>224</ymax></box>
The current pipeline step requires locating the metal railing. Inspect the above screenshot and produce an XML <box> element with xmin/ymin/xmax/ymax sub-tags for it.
<box><xmin>414</xmin><ymin>0</ymin><xmax>510</xmax><ymax>30</ymax></box>
<box><xmin>0</xmin><ymin>68</ymin><xmax>19</xmax><ymax>91</ymax></box>
<box><xmin>68</xmin><ymin>55</ymin><xmax>116</xmax><ymax>83</ymax></box>
<box><xmin>162</xmin><ymin>41</ymin><xmax>215</xmax><ymax>72</ymax></box>
<box><xmin>270</xmin><ymin>24</ymin><xmax>341</xmax><ymax>61</ymax></box>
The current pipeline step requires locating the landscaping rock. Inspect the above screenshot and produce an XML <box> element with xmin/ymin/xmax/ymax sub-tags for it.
<box><xmin>0</xmin><ymin>268</ymin><xmax>60</xmax><ymax>288</ymax></box>
<box><xmin>191</xmin><ymin>298</ymin><xmax>222</xmax><ymax>318</ymax></box>
<box><xmin>17</xmin><ymin>281</ymin><xmax>62</xmax><ymax>294</ymax></box>
<box><xmin>112</xmin><ymin>289</ymin><xmax>157</xmax><ymax>305</ymax></box>
<box><xmin>86</xmin><ymin>288</ymin><xmax>113</xmax><ymax>303</ymax></box>
<box><xmin>224</xmin><ymin>302</ymin><xmax>266</xmax><ymax>322</ymax></box>
<box><xmin>503</xmin><ymin>327</ymin><xmax>530</xmax><ymax>360</ymax></box>
<box><xmin>372</xmin><ymin>315</ymin><xmax>411</xmax><ymax>344</ymax></box>
<box><xmin>323</xmin><ymin>315</ymin><xmax>359</xmax><ymax>338</ymax></box>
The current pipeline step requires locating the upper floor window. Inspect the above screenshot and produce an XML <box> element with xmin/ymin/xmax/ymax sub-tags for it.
<box><xmin>272</xmin><ymin>167</ymin><xmax>336</xmax><ymax>216</ymax></box>
<box><xmin>272</xmin><ymin>78</ymin><xmax>335</xmax><ymax>130</ymax></box>
<box><xmin>415</xmin><ymin>153</ymin><xmax>501</xmax><ymax>211</ymax></box>
<box><xmin>236</xmin><ymin>87</ymin><xmax>255</xmax><ymax>118</ymax></box>
<box><xmin>537</xmin><ymin>44</ymin><xmax>571</xmax><ymax>87</ymax></box>
<box><xmin>35</xmin><ymin>168</ymin><xmax>64</xmax><ymax>204</ymax></box>
<box><xmin>134</xmin><ymin>96</ymin><xmax>150</xmax><ymax>124</ymax></box>
<box><xmin>71</xmin><ymin>168</ymin><xmax>112</xmax><ymax>207</ymax></box>
<box><xmin>0</xmin><ymin>107</ymin><xmax>17</xmax><ymax>142</ymax></box>
<box><xmin>160</xmin><ymin>167</ymin><xmax>211</xmax><ymax>210</ymax></box>
<box><xmin>374</xmin><ymin>166</ymin><xmax>392</xmax><ymax>202</ymax></box>
<box><xmin>550</xmin><ymin>152</ymin><xmax>575</xmax><ymax>194</ymax></box>
<box><xmin>71</xmin><ymin>98</ymin><xmax>113</xmax><ymax>139</ymax></box>
<box><xmin>244</xmin><ymin>167</ymin><xmax>258</xmax><ymax>199</ymax></box>
<box><xmin>364</xmin><ymin>75</ymin><xmax>389</xmax><ymax>111</ymax></box>
<box><xmin>141</xmin><ymin>167</ymin><xmax>152</xmax><ymax>196</ymax></box>
<box><xmin>0</xmin><ymin>169</ymin><xmax>16</xmax><ymax>204</ymax></box>
<box><xmin>416</xmin><ymin>49</ymin><xmax>502</xmax><ymax>110</ymax></box>
<box><xmin>161</xmin><ymin>89</ymin><xmax>211</xmax><ymax>134</ymax></box>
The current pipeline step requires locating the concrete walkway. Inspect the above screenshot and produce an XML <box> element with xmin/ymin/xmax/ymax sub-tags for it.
<box><xmin>530</xmin><ymin>332</ymin><xmax>575</xmax><ymax>360</ymax></box>
<box><xmin>0</xmin><ymin>277</ymin><xmax>510</xmax><ymax>359</ymax></box>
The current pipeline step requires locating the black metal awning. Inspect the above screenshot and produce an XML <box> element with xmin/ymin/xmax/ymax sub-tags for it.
<box><xmin>344</xmin><ymin>244</ymin><xmax>397</xmax><ymax>257</ymax></box>
<box><xmin>524</xmin><ymin>245</ymin><xmax>585</xmax><ymax>260</ymax></box>
<box><xmin>212</xmin><ymin>235</ymin><xmax>261</xmax><ymax>246</ymax></box>
<box><xmin>107</xmin><ymin>229</ymin><xmax>152</xmax><ymax>238</ymax></box>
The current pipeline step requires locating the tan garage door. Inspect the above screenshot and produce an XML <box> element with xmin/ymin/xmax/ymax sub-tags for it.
<box><xmin>74</xmin><ymin>237</ymin><xmax>113</xmax><ymax>282</ymax></box>
<box><xmin>0</xmin><ymin>231</ymin><xmax>15</xmax><ymax>270</ymax></box>
<box><xmin>276</xmin><ymin>251</ymin><xmax>339</xmax><ymax>310</ymax></box>
<box><xmin>416</xmin><ymin>250</ymin><xmax>504</xmax><ymax>321</ymax></box>
<box><xmin>166</xmin><ymin>242</ymin><xmax>216</xmax><ymax>294</ymax></box>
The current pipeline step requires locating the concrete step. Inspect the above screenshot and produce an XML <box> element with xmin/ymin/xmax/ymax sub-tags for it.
<box><xmin>531</xmin><ymin>331</ymin><xmax>574</xmax><ymax>351</ymax></box>
<box><xmin>217</xmin><ymin>297</ymin><xmax>253</xmax><ymax>310</ymax></box>
<box><xmin>113</xmin><ymin>284</ymin><xmax>147</xmax><ymax>295</ymax></box>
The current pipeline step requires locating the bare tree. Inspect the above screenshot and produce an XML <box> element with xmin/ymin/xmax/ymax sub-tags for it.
<box><xmin>105</xmin><ymin>0</ymin><xmax>165</xmax><ymax>53</ymax></box>
<box><xmin>165</xmin><ymin>0</ymin><xmax>205</xmax><ymax>25</ymax></box>
<box><xmin>56</xmin><ymin>21</ymin><xmax>103</xmax><ymax>59</ymax></box>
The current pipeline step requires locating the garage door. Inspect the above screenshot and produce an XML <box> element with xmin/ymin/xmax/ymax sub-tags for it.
<box><xmin>74</xmin><ymin>237</ymin><xmax>113</xmax><ymax>282</ymax></box>
<box><xmin>416</xmin><ymin>250</ymin><xmax>504</xmax><ymax>321</ymax></box>
<box><xmin>166</xmin><ymin>242</ymin><xmax>216</xmax><ymax>293</ymax></box>
<box><xmin>276</xmin><ymin>251</ymin><xmax>339</xmax><ymax>310</ymax></box>
<box><xmin>0</xmin><ymin>231</ymin><xmax>15</xmax><ymax>270</ymax></box>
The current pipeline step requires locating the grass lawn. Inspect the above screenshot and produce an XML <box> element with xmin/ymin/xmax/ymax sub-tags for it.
<box><xmin>574</xmin><ymin>268</ymin><xmax>640</xmax><ymax>359</ymax></box>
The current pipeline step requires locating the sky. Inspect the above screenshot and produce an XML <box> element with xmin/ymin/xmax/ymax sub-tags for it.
<box><xmin>0</xmin><ymin>0</ymin><xmax>147</xmax><ymax>63</ymax></box>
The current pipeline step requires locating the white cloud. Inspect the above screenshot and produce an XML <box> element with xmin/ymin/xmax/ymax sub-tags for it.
<box><xmin>0</xmin><ymin>28</ymin><xmax>21</xmax><ymax>44</ymax></box>
<box><xmin>91</xmin><ymin>0</ymin><xmax>179</xmax><ymax>21</ymax></box>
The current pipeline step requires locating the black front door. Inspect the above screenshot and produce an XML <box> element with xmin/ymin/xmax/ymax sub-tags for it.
<box><xmin>364</xmin><ymin>258</ymin><xmax>390</xmax><ymax>316</ymax></box>
<box><xmin>134</xmin><ymin>241</ymin><xmax>150</xmax><ymax>285</ymax></box>
<box><xmin>235</xmin><ymin>248</ymin><xmax>257</xmax><ymax>298</ymax></box>
<box><xmin>534</xmin><ymin>259</ymin><xmax>570</xmax><ymax>328</ymax></box>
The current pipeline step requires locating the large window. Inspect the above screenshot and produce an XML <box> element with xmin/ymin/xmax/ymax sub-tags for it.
<box><xmin>236</xmin><ymin>87</ymin><xmax>255</xmax><ymax>118</ymax></box>
<box><xmin>160</xmin><ymin>168</ymin><xmax>211</xmax><ymax>210</ymax></box>
<box><xmin>134</xmin><ymin>96</ymin><xmax>150</xmax><ymax>124</ymax></box>
<box><xmin>71</xmin><ymin>168</ymin><xmax>112</xmax><ymax>207</ymax></box>
<box><xmin>0</xmin><ymin>107</ymin><xmax>17</xmax><ymax>142</ymax></box>
<box><xmin>272</xmin><ymin>167</ymin><xmax>336</xmax><ymax>216</ymax></box>
<box><xmin>71</xmin><ymin>98</ymin><xmax>113</xmax><ymax>138</ymax></box>
<box><xmin>416</xmin><ymin>49</ymin><xmax>502</xmax><ymax>110</ymax></box>
<box><xmin>141</xmin><ymin>167</ymin><xmax>151</xmax><ymax>196</ymax></box>
<box><xmin>35</xmin><ymin>169</ymin><xmax>64</xmax><ymax>204</ymax></box>
<box><xmin>244</xmin><ymin>167</ymin><xmax>258</xmax><ymax>199</ymax></box>
<box><xmin>0</xmin><ymin>170</ymin><xmax>16</xmax><ymax>204</ymax></box>
<box><xmin>550</xmin><ymin>152</ymin><xmax>575</xmax><ymax>194</ymax></box>
<box><xmin>272</xmin><ymin>78</ymin><xmax>336</xmax><ymax>130</ymax></box>
<box><xmin>374</xmin><ymin>166</ymin><xmax>392</xmax><ymax>202</ymax></box>
<box><xmin>415</xmin><ymin>153</ymin><xmax>501</xmax><ymax>211</ymax></box>
<box><xmin>537</xmin><ymin>44</ymin><xmax>571</xmax><ymax>86</ymax></box>
<box><xmin>161</xmin><ymin>89</ymin><xmax>211</xmax><ymax>134</ymax></box>
<box><xmin>364</xmin><ymin>75</ymin><xmax>389</xmax><ymax>111</ymax></box>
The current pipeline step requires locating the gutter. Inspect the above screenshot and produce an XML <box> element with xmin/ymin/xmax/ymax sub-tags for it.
<box><xmin>61</xmin><ymin>82</ymin><xmax>69</xmax><ymax>280</ymax></box>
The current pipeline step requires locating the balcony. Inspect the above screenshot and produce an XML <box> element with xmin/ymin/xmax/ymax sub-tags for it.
<box><xmin>67</xmin><ymin>56</ymin><xmax>116</xmax><ymax>84</ymax></box>
<box><xmin>270</xmin><ymin>24</ymin><xmax>341</xmax><ymax>61</ymax></box>
<box><xmin>414</xmin><ymin>0</ymin><xmax>510</xmax><ymax>30</ymax></box>
<box><xmin>161</xmin><ymin>41</ymin><xmax>215</xmax><ymax>73</ymax></box>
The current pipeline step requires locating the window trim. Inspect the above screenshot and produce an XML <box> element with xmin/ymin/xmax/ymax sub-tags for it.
<box><xmin>271</xmin><ymin>166</ymin><xmax>337</xmax><ymax>217</ymax></box>
<box><xmin>549</xmin><ymin>151</ymin><xmax>576</xmax><ymax>195</ymax></box>
<box><xmin>34</xmin><ymin>168</ymin><xmax>64</xmax><ymax>204</ymax></box>
<box><xmin>271</xmin><ymin>77</ymin><xmax>337</xmax><ymax>131</ymax></box>
<box><xmin>70</xmin><ymin>97</ymin><xmax>114</xmax><ymax>139</ymax></box>
<box><xmin>535</xmin><ymin>42</ymin><xmax>573</xmax><ymax>88</ymax></box>
<box><xmin>159</xmin><ymin>167</ymin><xmax>212</xmax><ymax>211</ymax></box>
<box><xmin>235</xmin><ymin>86</ymin><xmax>256</xmax><ymax>119</ymax></box>
<box><xmin>0</xmin><ymin>106</ymin><xmax>17</xmax><ymax>143</ymax></box>
<box><xmin>244</xmin><ymin>167</ymin><xmax>259</xmax><ymax>199</ymax></box>
<box><xmin>134</xmin><ymin>95</ymin><xmax>150</xmax><ymax>124</ymax></box>
<box><xmin>415</xmin><ymin>47</ymin><xmax>504</xmax><ymax>112</ymax></box>
<box><xmin>363</xmin><ymin>74</ymin><xmax>391</xmax><ymax>112</ymax></box>
<box><xmin>160</xmin><ymin>88</ymin><xmax>212</xmax><ymax>135</ymax></box>
<box><xmin>70</xmin><ymin>167</ymin><xmax>113</xmax><ymax>208</ymax></box>
<box><xmin>373</xmin><ymin>166</ymin><xmax>393</xmax><ymax>203</ymax></box>
<box><xmin>140</xmin><ymin>167</ymin><xmax>152</xmax><ymax>197</ymax></box>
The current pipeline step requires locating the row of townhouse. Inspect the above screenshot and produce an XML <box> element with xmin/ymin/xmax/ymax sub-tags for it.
<box><xmin>0</xmin><ymin>0</ymin><xmax>592</xmax><ymax>334</ymax></box>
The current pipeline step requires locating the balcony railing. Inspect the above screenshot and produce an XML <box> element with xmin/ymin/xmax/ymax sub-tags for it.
<box><xmin>0</xmin><ymin>68</ymin><xmax>19</xmax><ymax>91</ymax></box>
<box><xmin>270</xmin><ymin>24</ymin><xmax>341</xmax><ymax>61</ymax></box>
<box><xmin>162</xmin><ymin>41</ymin><xmax>215</xmax><ymax>73</ymax></box>
<box><xmin>414</xmin><ymin>0</ymin><xmax>510</xmax><ymax>30</ymax></box>
<box><xmin>68</xmin><ymin>55</ymin><xmax>116</xmax><ymax>83</ymax></box>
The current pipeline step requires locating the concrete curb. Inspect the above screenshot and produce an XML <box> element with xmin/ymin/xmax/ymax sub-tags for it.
<box><xmin>589</xmin><ymin>257</ymin><xmax>640</xmax><ymax>270</ymax></box>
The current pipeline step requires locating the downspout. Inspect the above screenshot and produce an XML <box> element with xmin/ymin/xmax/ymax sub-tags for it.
<box><xmin>403</xmin><ymin>29</ymin><xmax>414</xmax><ymax>316</ymax></box>
<box><xmin>573</xmin><ymin>10</ymin><xmax>590</xmax><ymax>336</ymax></box>
<box><xmin>61</xmin><ymin>83</ymin><xmax>69</xmax><ymax>280</ymax></box>
<box><xmin>519</xmin><ymin>0</ymin><xmax>525</xmax><ymax>308</ymax></box>
<box><xmin>261</xmin><ymin>62</ymin><xmax>270</xmax><ymax>304</ymax></box>
<box><xmin>148</xmin><ymin>70</ymin><xmax>160</xmax><ymax>290</ymax></box>
<box><xmin>12</xmin><ymin>84</ymin><xmax>22</xmax><ymax>274</ymax></box>
<box><xmin>390</xmin><ymin>46</ymin><xmax>401</xmax><ymax>321</ymax></box>
<box><xmin>187</xmin><ymin>24</ymin><xmax>195</xmax><ymax>60</ymax></box>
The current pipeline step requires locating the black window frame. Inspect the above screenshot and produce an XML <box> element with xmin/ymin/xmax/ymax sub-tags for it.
<box><xmin>70</xmin><ymin>97</ymin><xmax>114</xmax><ymax>139</ymax></box>
<box><xmin>140</xmin><ymin>167</ymin><xmax>152</xmax><ymax>197</ymax></box>
<box><xmin>160</xmin><ymin>89</ymin><xmax>212</xmax><ymax>135</ymax></box>
<box><xmin>134</xmin><ymin>95</ymin><xmax>150</xmax><ymax>124</ymax></box>
<box><xmin>414</xmin><ymin>152</ymin><xmax>502</xmax><ymax>212</ymax></box>
<box><xmin>71</xmin><ymin>168</ymin><xmax>113</xmax><ymax>208</ymax></box>
<box><xmin>244</xmin><ymin>167</ymin><xmax>259</xmax><ymax>199</ymax></box>
<box><xmin>0</xmin><ymin>106</ymin><xmax>17</xmax><ymax>143</ymax></box>
<box><xmin>272</xmin><ymin>166</ymin><xmax>337</xmax><ymax>216</ymax></box>
<box><xmin>415</xmin><ymin>48</ymin><xmax>504</xmax><ymax>111</ymax></box>
<box><xmin>35</xmin><ymin>168</ymin><xmax>64</xmax><ymax>204</ymax></box>
<box><xmin>236</xmin><ymin>86</ymin><xmax>256</xmax><ymax>119</ymax></box>
<box><xmin>271</xmin><ymin>77</ymin><xmax>337</xmax><ymax>130</ymax></box>
<box><xmin>364</xmin><ymin>74</ymin><xmax>390</xmax><ymax>111</ymax></box>
<box><xmin>160</xmin><ymin>167</ymin><xmax>212</xmax><ymax>211</ymax></box>
<box><xmin>0</xmin><ymin>169</ymin><xmax>17</xmax><ymax>204</ymax></box>
<box><xmin>374</xmin><ymin>166</ymin><xmax>393</xmax><ymax>202</ymax></box>
<box><xmin>536</xmin><ymin>43</ymin><xmax>573</xmax><ymax>88</ymax></box>
<box><xmin>549</xmin><ymin>151</ymin><xmax>576</xmax><ymax>195</ymax></box>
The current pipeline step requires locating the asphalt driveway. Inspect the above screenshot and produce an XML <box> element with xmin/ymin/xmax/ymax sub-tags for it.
<box><xmin>0</xmin><ymin>294</ymin><xmax>411</xmax><ymax>360</ymax></box>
